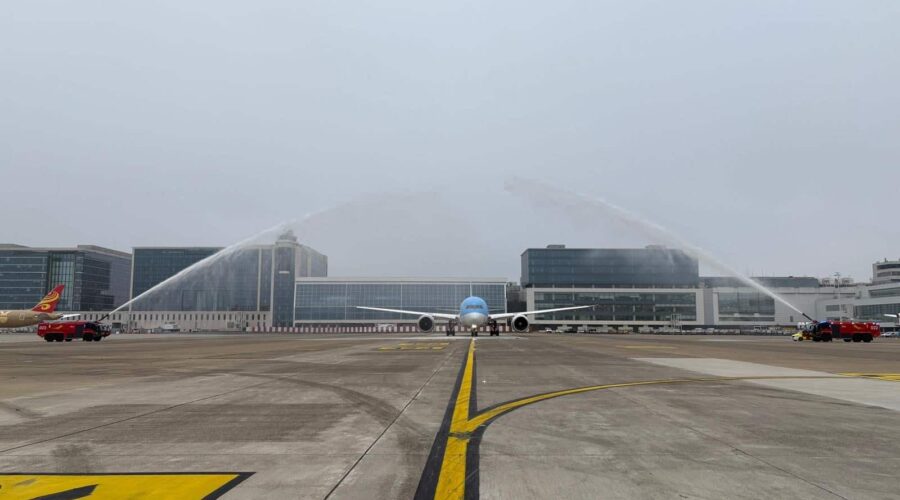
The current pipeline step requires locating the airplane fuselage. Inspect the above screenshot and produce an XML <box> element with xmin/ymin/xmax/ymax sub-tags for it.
<box><xmin>0</xmin><ymin>310</ymin><xmax>62</xmax><ymax>329</ymax></box>
<box><xmin>459</xmin><ymin>296</ymin><xmax>490</xmax><ymax>333</ymax></box>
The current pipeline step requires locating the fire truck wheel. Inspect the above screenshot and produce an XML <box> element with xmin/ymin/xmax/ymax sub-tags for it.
<box><xmin>44</xmin><ymin>336</ymin><xmax>53</xmax><ymax>342</ymax></box>
<box><xmin>55</xmin><ymin>336</ymin><xmax>64</xmax><ymax>342</ymax></box>
<box><xmin>863</xmin><ymin>335</ymin><xmax>872</xmax><ymax>343</ymax></box>
<box><xmin>64</xmin><ymin>338</ymin><xmax>72</xmax><ymax>342</ymax></box>
<box><xmin>95</xmin><ymin>336</ymin><xmax>102</xmax><ymax>341</ymax></box>
<box><xmin>852</xmin><ymin>335</ymin><xmax>861</xmax><ymax>342</ymax></box>
<box><xmin>83</xmin><ymin>335</ymin><xmax>93</xmax><ymax>342</ymax></box>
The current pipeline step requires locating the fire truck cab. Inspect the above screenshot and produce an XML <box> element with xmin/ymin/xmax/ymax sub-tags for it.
<box><xmin>38</xmin><ymin>321</ymin><xmax>111</xmax><ymax>342</ymax></box>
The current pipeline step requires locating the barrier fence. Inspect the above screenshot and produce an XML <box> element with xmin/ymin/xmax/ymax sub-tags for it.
<box><xmin>249</xmin><ymin>324</ymin><xmax>513</xmax><ymax>334</ymax></box>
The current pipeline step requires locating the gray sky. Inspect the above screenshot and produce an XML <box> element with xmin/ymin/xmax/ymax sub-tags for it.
<box><xmin>2</xmin><ymin>1</ymin><xmax>898</xmax><ymax>282</ymax></box>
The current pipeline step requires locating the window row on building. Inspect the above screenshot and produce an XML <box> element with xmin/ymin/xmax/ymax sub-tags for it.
<box><xmin>0</xmin><ymin>245</ymin><xmax>131</xmax><ymax>312</ymax></box>
<box><xmin>295</xmin><ymin>279</ymin><xmax>507</xmax><ymax>323</ymax></box>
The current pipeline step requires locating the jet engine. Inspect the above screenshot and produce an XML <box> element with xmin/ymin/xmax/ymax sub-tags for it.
<box><xmin>417</xmin><ymin>315</ymin><xmax>435</xmax><ymax>332</ymax></box>
<box><xmin>510</xmin><ymin>314</ymin><xmax>530</xmax><ymax>332</ymax></box>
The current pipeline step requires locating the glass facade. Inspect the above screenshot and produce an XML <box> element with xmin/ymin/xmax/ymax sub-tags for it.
<box><xmin>272</xmin><ymin>245</ymin><xmax>297</xmax><ymax>327</ymax></box>
<box><xmin>48</xmin><ymin>253</ymin><xmax>76</xmax><ymax>310</ymax></box>
<box><xmin>522</xmin><ymin>247</ymin><xmax>699</xmax><ymax>287</ymax></box>
<box><xmin>703</xmin><ymin>276</ymin><xmax>820</xmax><ymax>288</ymax></box>
<box><xmin>131</xmin><ymin>248</ymin><xmax>220</xmax><ymax>301</ymax></box>
<box><xmin>717</xmin><ymin>291</ymin><xmax>776</xmax><ymax>322</ymax></box>
<box><xmin>129</xmin><ymin>236</ymin><xmax>327</xmax><ymax>327</ymax></box>
<box><xmin>0</xmin><ymin>250</ymin><xmax>50</xmax><ymax>310</ymax></box>
<box><xmin>533</xmin><ymin>291</ymin><xmax>697</xmax><ymax>322</ymax></box>
<box><xmin>869</xmin><ymin>287</ymin><xmax>900</xmax><ymax>298</ymax></box>
<box><xmin>82</xmin><ymin>250</ymin><xmax>132</xmax><ymax>311</ymax></box>
<box><xmin>296</xmin><ymin>280</ymin><xmax>507</xmax><ymax>322</ymax></box>
<box><xmin>131</xmin><ymin>247</ymin><xmax>260</xmax><ymax>312</ymax></box>
<box><xmin>855</xmin><ymin>303</ymin><xmax>900</xmax><ymax>321</ymax></box>
<box><xmin>0</xmin><ymin>246</ymin><xmax>131</xmax><ymax>311</ymax></box>
<box><xmin>259</xmin><ymin>249</ymin><xmax>272</xmax><ymax>312</ymax></box>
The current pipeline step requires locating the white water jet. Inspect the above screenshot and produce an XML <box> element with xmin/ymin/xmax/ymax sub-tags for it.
<box><xmin>110</xmin><ymin>221</ymin><xmax>293</xmax><ymax>314</ymax></box>
<box><xmin>504</xmin><ymin>177</ymin><xmax>807</xmax><ymax>317</ymax></box>
<box><xmin>110</xmin><ymin>190</ymin><xmax>474</xmax><ymax>316</ymax></box>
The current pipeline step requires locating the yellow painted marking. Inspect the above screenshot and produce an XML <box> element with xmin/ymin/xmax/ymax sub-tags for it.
<box><xmin>378</xmin><ymin>342</ymin><xmax>448</xmax><ymax>351</ymax></box>
<box><xmin>0</xmin><ymin>473</ymin><xmax>247</xmax><ymax>499</ymax></box>
<box><xmin>616</xmin><ymin>345</ymin><xmax>678</xmax><ymax>349</ymax></box>
<box><xmin>430</xmin><ymin>339</ymin><xmax>845</xmax><ymax>499</ymax></box>
<box><xmin>840</xmin><ymin>373</ymin><xmax>900</xmax><ymax>382</ymax></box>
<box><xmin>434</xmin><ymin>339</ymin><xmax>476</xmax><ymax>499</ymax></box>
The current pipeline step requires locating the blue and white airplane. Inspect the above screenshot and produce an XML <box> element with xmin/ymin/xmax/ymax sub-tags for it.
<box><xmin>357</xmin><ymin>296</ymin><xmax>589</xmax><ymax>336</ymax></box>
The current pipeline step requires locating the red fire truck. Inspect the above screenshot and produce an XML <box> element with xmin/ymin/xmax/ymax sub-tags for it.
<box><xmin>38</xmin><ymin>321</ymin><xmax>111</xmax><ymax>342</ymax></box>
<box><xmin>797</xmin><ymin>321</ymin><xmax>881</xmax><ymax>343</ymax></box>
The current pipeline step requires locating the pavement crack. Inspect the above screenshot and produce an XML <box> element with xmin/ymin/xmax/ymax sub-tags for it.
<box><xmin>0</xmin><ymin>378</ymin><xmax>275</xmax><ymax>455</ymax></box>
<box><xmin>612</xmin><ymin>389</ymin><xmax>850</xmax><ymax>500</ymax></box>
<box><xmin>322</xmin><ymin>342</ymin><xmax>462</xmax><ymax>500</ymax></box>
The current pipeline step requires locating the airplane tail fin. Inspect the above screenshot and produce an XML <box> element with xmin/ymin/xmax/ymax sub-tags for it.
<box><xmin>32</xmin><ymin>285</ymin><xmax>65</xmax><ymax>313</ymax></box>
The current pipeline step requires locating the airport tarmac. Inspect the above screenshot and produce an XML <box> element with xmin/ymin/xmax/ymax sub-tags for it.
<box><xmin>0</xmin><ymin>333</ymin><xmax>898</xmax><ymax>499</ymax></box>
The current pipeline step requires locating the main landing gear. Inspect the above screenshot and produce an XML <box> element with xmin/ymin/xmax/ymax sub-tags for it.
<box><xmin>446</xmin><ymin>320</ymin><xmax>457</xmax><ymax>337</ymax></box>
<box><xmin>488</xmin><ymin>319</ymin><xmax>500</xmax><ymax>337</ymax></box>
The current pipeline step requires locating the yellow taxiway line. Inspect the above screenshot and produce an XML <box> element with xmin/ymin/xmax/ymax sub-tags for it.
<box><xmin>420</xmin><ymin>339</ymin><xmax>853</xmax><ymax>500</ymax></box>
<box><xmin>839</xmin><ymin>372</ymin><xmax>900</xmax><ymax>382</ymax></box>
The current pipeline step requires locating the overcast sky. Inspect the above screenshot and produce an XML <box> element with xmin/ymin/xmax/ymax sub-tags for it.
<box><xmin>2</xmin><ymin>1</ymin><xmax>898</xmax><ymax>282</ymax></box>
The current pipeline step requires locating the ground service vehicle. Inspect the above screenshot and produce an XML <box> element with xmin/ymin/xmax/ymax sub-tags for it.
<box><xmin>797</xmin><ymin>321</ymin><xmax>881</xmax><ymax>343</ymax></box>
<box><xmin>38</xmin><ymin>321</ymin><xmax>111</xmax><ymax>342</ymax></box>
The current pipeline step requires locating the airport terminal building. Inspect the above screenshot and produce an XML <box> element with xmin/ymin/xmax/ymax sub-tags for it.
<box><xmin>123</xmin><ymin>230</ymin><xmax>327</xmax><ymax>331</ymax></box>
<box><xmin>3</xmin><ymin>237</ymin><xmax>897</xmax><ymax>334</ymax></box>
<box><xmin>520</xmin><ymin>246</ymin><xmax>870</xmax><ymax>331</ymax></box>
<box><xmin>0</xmin><ymin>244</ymin><xmax>131</xmax><ymax>313</ymax></box>
<box><xmin>294</xmin><ymin>277</ymin><xmax>508</xmax><ymax>327</ymax></box>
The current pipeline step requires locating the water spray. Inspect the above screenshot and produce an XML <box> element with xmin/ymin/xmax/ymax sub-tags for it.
<box><xmin>504</xmin><ymin>177</ymin><xmax>808</xmax><ymax>316</ymax></box>
<box><xmin>104</xmin><ymin>190</ymin><xmax>447</xmax><ymax>321</ymax></box>
<box><xmin>109</xmin><ymin>220</ymin><xmax>294</xmax><ymax>316</ymax></box>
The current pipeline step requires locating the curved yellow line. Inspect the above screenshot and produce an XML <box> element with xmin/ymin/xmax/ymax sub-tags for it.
<box><xmin>432</xmin><ymin>339</ymin><xmax>847</xmax><ymax>499</ymax></box>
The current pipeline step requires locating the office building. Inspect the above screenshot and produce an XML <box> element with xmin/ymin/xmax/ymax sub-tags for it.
<box><xmin>0</xmin><ymin>244</ymin><xmax>131</xmax><ymax>312</ymax></box>
<box><xmin>127</xmin><ymin>230</ymin><xmax>327</xmax><ymax>329</ymax></box>
<box><xmin>522</xmin><ymin>245</ymin><xmax>699</xmax><ymax>288</ymax></box>
<box><xmin>519</xmin><ymin>245</ymin><xmax>859</xmax><ymax>330</ymax></box>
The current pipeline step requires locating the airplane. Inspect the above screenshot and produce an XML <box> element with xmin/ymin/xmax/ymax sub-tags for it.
<box><xmin>357</xmin><ymin>295</ymin><xmax>590</xmax><ymax>336</ymax></box>
<box><xmin>0</xmin><ymin>285</ymin><xmax>80</xmax><ymax>329</ymax></box>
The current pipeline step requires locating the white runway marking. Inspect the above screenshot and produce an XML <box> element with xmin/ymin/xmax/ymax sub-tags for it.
<box><xmin>634</xmin><ymin>357</ymin><xmax>900</xmax><ymax>412</ymax></box>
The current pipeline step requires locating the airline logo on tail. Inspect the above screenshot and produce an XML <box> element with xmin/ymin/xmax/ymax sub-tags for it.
<box><xmin>32</xmin><ymin>285</ymin><xmax>65</xmax><ymax>313</ymax></box>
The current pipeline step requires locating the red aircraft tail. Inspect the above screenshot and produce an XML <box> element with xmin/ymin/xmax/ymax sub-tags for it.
<box><xmin>32</xmin><ymin>285</ymin><xmax>65</xmax><ymax>313</ymax></box>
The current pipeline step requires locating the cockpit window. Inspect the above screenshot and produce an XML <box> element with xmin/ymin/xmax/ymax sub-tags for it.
<box><xmin>465</xmin><ymin>304</ymin><xmax>483</xmax><ymax>309</ymax></box>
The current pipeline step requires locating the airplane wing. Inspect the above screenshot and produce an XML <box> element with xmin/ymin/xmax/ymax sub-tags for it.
<box><xmin>489</xmin><ymin>305</ymin><xmax>592</xmax><ymax>321</ymax></box>
<box><xmin>356</xmin><ymin>306</ymin><xmax>458</xmax><ymax>320</ymax></box>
